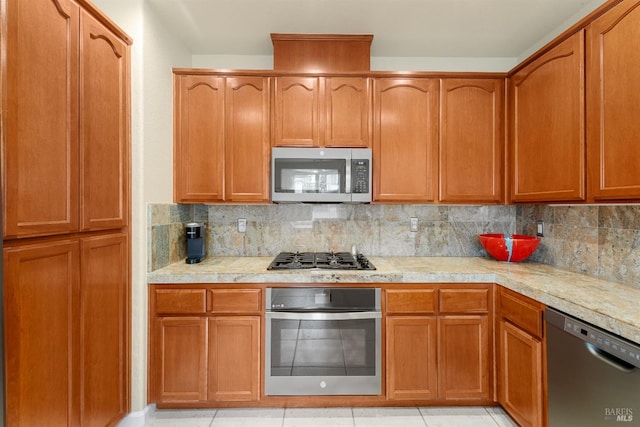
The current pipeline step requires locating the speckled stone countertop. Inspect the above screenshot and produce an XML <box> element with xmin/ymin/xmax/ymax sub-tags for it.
<box><xmin>148</xmin><ymin>256</ymin><xmax>640</xmax><ymax>344</ymax></box>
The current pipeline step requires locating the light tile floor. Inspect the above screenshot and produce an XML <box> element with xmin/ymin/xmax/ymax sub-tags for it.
<box><xmin>144</xmin><ymin>406</ymin><xmax>519</xmax><ymax>427</ymax></box>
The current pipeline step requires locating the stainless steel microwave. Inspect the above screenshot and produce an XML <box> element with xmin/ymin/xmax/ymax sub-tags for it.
<box><xmin>271</xmin><ymin>148</ymin><xmax>372</xmax><ymax>203</ymax></box>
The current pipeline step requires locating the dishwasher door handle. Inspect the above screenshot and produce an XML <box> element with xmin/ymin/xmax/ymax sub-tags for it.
<box><xmin>585</xmin><ymin>342</ymin><xmax>635</xmax><ymax>373</ymax></box>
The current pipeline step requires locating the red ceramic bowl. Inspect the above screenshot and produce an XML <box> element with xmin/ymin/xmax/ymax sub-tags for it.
<box><xmin>478</xmin><ymin>233</ymin><xmax>541</xmax><ymax>262</ymax></box>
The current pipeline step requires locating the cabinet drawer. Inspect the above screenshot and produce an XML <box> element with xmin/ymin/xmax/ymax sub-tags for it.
<box><xmin>209</xmin><ymin>289</ymin><xmax>261</xmax><ymax>314</ymax></box>
<box><xmin>155</xmin><ymin>289</ymin><xmax>207</xmax><ymax>314</ymax></box>
<box><xmin>439</xmin><ymin>288</ymin><xmax>490</xmax><ymax>314</ymax></box>
<box><xmin>386</xmin><ymin>289</ymin><xmax>437</xmax><ymax>314</ymax></box>
<box><xmin>500</xmin><ymin>288</ymin><xmax>544</xmax><ymax>338</ymax></box>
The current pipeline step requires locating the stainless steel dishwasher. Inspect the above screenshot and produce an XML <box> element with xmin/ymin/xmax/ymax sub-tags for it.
<box><xmin>546</xmin><ymin>307</ymin><xmax>640</xmax><ymax>426</ymax></box>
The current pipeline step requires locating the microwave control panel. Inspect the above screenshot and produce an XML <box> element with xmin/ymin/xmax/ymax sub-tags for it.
<box><xmin>352</xmin><ymin>159</ymin><xmax>370</xmax><ymax>193</ymax></box>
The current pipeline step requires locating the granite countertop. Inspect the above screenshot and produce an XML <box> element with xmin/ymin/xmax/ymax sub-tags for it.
<box><xmin>148</xmin><ymin>256</ymin><xmax>640</xmax><ymax>343</ymax></box>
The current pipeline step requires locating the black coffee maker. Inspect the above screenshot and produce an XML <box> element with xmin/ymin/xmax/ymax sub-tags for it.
<box><xmin>185</xmin><ymin>222</ymin><xmax>205</xmax><ymax>264</ymax></box>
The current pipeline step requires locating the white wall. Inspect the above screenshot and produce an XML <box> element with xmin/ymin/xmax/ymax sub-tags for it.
<box><xmin>87</xmin><ymin>0</ymin><xmax>191</xmax><ymax>413</ymax></box>
<box><xmin>192</xmin><ymin>54</ymin><xmax>518</xmax><ymax>72</ymax></box>
<box><xmin>517</xmin><ymin>0</ymin><xmax>608</xmax><ymax>64</ymax></box>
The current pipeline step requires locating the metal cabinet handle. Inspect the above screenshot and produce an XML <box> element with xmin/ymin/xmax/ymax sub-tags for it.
<box><xmin>265</xmin><ymin>311</ymin><xmax>381</xmax><ymax>321</ymax></box>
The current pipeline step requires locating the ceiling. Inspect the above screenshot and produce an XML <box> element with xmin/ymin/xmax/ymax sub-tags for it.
<box><xmin>147</xmin><ymin>0</ymin><xmax>606</xmax><ymax>59</ymax></box>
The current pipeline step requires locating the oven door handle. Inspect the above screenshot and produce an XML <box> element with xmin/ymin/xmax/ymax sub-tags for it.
<box><xmin>265</xmin><ymin>311</ymin><xmax>381</xmax><ymax>321</ymax></box>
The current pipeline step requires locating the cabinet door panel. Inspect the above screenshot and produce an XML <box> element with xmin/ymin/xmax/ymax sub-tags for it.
<box><xmin>3</xmin><ymin>0</ymin><xmax>79</xmax><ymax>238</ymax></box>
<box><xmin>156</xmin><ymin>317</ymin><xmax>208</xmax><ymax>402</ymax></box>
<box><xmin>439</xmin><ymin>288</ymin><xmax>490</xmax><ymax>314</ymax></box>
<box><xmin>386</xmin><ymin>316</ymin><xmax>437</xmax><ymax>400</ymax></box>
<box><xmin>499</xmin><ymin>320</ymin><xmax>544</xmax><ymax>427</ymax></box>
<box><xmin>4</xmin><ymin>240</ymin><xmax>80</xmax><ymax>426</ymax></box>
<box><xmin>500</xmin><ymin>289</ymin><xmax>544</xmax><ymax>338</ymax></box>
<box><xmin>209</xmin><ymin>288</ymin><xmax>262</xmax><ymax>314</ymax></box>
<box><xmin>225</xmin><ymin>76</ymin><xmax>271</xmax><ymax>202</ymax></box>
<box><xmin>80</xmin><ymin>234</ymin><xmax>129</xmax><ymax>425</ymax></box>
<box><xmin>587</xmin><ymin>0</ymin><xmax>640</xmax><ymax>200</ymax></box>
<box><xmin>385</xmin><ymin>289</ymin><xmax>437</xmax><ymax>314</ymax></box>
<box><xmin>155</xmin><ymin>289</ymin><xmax>207</xmax><ymax>314</ymax></box>
<box><xmin>440</xmin><ymin>79</ymin><xmax>504</xmax><ymax>203</ymax></box>
<box><xmin>274</xmin><ymin>77</ymin><xmax>320</xmax><ymax>147</ymax></box>
<box><xmin>79</xmin><ymin>11</ymin><xmax>130</xmax><ymax>230</ymax></box>
<box><xmin>438</xmin><ymin>316</ymin><xmax>491</xmax><ymax>401</ymax></box>
<box><xmin>325</xmin><ymin>77</ymin><xmax>371</xmax><ymax>147</ymax></box>
<box><xmin>208</xmin><ymin>316</ymin><xmax>260</xmax><ymax>401</ymax></box>
<box><xmin>510</xmin><ymin>32</ymin><xmax>585</xmax><ymax>202</ymax></box>
<box><xmin>373</xmin><ymin>78</ymin><xmax>438</xmax><ymax>202</ymax></box>
<box><xmin>174</xmin><ymin>75</ymin><xmax>225</xmax><ymax>202</ymax></box>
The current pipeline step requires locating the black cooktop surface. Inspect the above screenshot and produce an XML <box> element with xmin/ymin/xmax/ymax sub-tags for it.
<box><xmin>267</xmin><ymin>251</ymin><xmax>376</xmax><ymax>271</ymax></box>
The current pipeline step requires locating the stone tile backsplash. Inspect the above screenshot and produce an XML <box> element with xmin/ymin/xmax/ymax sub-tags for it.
<box><xmin>148</xmin><ymin>203</ymin><xmax>515</xmax><ymax>270</ymax></box>
<box><xmin>516</xmin><ymin>205</ymin><xmax>640</xmax><ymax>288</ymax></box>
<box><xmin>148</xmin><ymin>203</ymin><xmax>640</xmax><ymax>290</ymax></box>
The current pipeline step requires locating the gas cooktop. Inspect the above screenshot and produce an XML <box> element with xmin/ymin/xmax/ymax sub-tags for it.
<box><xmin>267</xmin><ymin>251</ymin><xmax>376</xmax><ymax>271</ymax></box>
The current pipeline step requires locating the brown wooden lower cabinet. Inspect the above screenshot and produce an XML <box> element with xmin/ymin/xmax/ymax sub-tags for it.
<box><xmin>385</xmin><ymin>285</ymin><xmax>493</xmax><ymax>404</ymax></box>
<box><xmin>208</xmin><ymin>316</ymin><xmax>261</xmax><ymax>401</ymax></box>
<box><xmin>4</xmin><ymin>233</ymin><xmax>129</xmax><ymax>427</ymax></box>
<box><xmin>438</xmin><ymin>316</ymin><xmax>491</xmax><ymax>401</ymax></box>
<box><xmin>4</xmin><ymin>239</ymin><xmax>80</xmax><ymax>427</ymax></box>
<box><xmin>150</xmin><ymin>286</ymin><xmax>261</xmax><ymax>405</ymax></box>
<box><xmin>156</xmin><ymin>317</ymin><xmax>208</xmax><ymax>403</ymax></box>
<box><xmin>498</xmin><ymin>286</ymin><xmax>547</xmax><ymax>427</ymax></box>
<box><xmin>386</xmin><ymin>316</ymin><xmax>438</xmax><ymax>400</ymax></box>
<box><xmin>149</xmin><ymin>283</ymin><xmax>551</xmax><ymax>415</ymax></box>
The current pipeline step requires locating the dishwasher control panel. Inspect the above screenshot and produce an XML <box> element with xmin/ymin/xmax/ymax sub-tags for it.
<box><xmin>561</xmin><ymin>313</ymin><xmax>640</xmax><ymax>368</ymax></box>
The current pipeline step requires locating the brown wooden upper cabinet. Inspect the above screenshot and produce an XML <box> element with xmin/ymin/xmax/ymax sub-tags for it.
<box><xmin>509</xmin><ymin>31</ymin><xmax>585</xmax><ymax>203</ymax></box>
<box><xmin>80</xmin><ymin>10</ymin><xmax>130</xmax><ymax>231</ymax></box>
<box><xmin>174</xmin><ymin>75</ymin><xmax>225</xmax><ymax>202</ymax></box>
<box><xmin>173</xmin><ymin>74</ymin><xmax>270</xmax><ymax>203</ymax></box>
<box><xmin>373</xmin><ymin>78</ymin><xmax>439</xmax><ymax>202</ymax></box>
<box><xmin>586</xmin><ymin>0</ymin><xmax>640</xmax><ymax>201</ymax></box>
<box><xmin>439</xmin><ymin>78</ymin><xmax>505</xmax><ymax>204</ymax></box>
<box><xmin>3</xmin><ymin>0</ymin><xmax>130</xmax><ymax>239</ymax></box>
<box><xmin>273</xmin><ymin>76</ymin><xmax>371</xmax><ymax>148</ymax></box>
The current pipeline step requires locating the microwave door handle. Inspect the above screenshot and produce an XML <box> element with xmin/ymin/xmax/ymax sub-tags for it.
<box><xmin>345</xmin><ymin>160</ymin><xmax>352</xmax><ymax>193</ymax></box>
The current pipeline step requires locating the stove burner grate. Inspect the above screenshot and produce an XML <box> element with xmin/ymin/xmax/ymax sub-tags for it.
<box><xmin>267</xmin><ymin>251</ymin><xmax>376</xmax><ymax>271</ymax></box>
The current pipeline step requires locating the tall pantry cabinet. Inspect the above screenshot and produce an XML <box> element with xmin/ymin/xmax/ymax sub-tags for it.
<box><xmin>1</xmin><ymin>0</ymin><xmax>132</xmax><ymax>426</ymax></box>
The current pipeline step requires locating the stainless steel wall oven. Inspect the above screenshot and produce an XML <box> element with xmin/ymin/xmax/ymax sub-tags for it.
<box><xmin>265</xmin><ymin>287</ymin><xmax>381</xmax><ymax>395</ymax></box>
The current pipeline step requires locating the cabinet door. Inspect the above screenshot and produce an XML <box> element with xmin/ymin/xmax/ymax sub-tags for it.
<box><xmin>225</xmin><ymin>76</ymin><xmax>271</xmax><ymax>202</ymax></box>
<box><xmin>2</xmin><ymin>0</ymin><xmax>79</xmax><ymax>238</ymax></box>
<box><xmin>440</xmin><ymin>79</ymin><xmax>504</xmax><ymax>203</ymax></box>
<box><xmin>499</xmin><ymin>320</ymin><xmax>544</xmax><ymax>427</ymax></box>
<box><xmin>208</xmin><ymin>316</ymin><xmax>261</xmax><ymax>401</ymax></box>
<box><xmin>80</xmin><ymin>234</ymin><xmax>129</xmax><ymax>426</ymax></box>
<box><xmin>174</xmin><ymin>75</ymin><xmax>225</xmax><ymax>202</ymax></box>
<box><xmin>324</xmin><ymin>77</ymin><xmax>371</xmax><ymax>147</ymax></box>
<box><xmin>4</xmin><ymin>239</ymin><xmax>80</xmax><ymax>426</ymax></box>
<box><xmin>373</xmin><ymin>78</ymin><xmax>438</xmax><ymax>202</ymax></box>
<box><xmin>386</xmin><ymin>316</ymin><xmax>437</xmax><ymax>400</ymax></box>
<box><xmin>79</xmin><ymin>11</ymin><xmax>130</xmax><ymax>230</ymax></box>
<box><xmin>438</xmin><ymin>316</ymin><xmax>491</xmax><ymax>401</ymax></box>
<box><xmin>155</xmin><ymin>317</ymin><xmax>208</xmax><ymax>403</ymax></box>
<box><xmin>509</xmin><ymin>32</ymin><xmax>585</xmax><ymax>202</ymax></box>
<box><xmin>273</xmin><ymin>76</ymin><xmax>320</xmax><ymax>147</ymax></box>
<box><xmin>587</xmin><ymin>0</ymin><xmax>640</xmax><ymax>201</ymax></box>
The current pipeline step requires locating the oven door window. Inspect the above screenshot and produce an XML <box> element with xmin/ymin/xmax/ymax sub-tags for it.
<box><xmin>270</xmin><ymin>318</ymin><xmax>377</xmax><ymax>377</ymax></box>
<box><xmin>274</xmin><ymin>159</ymin><xmax>346</xmax><ymax>194</ymax></box>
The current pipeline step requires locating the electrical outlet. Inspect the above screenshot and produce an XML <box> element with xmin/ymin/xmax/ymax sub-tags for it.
<box><xmin>536</xmin><ymin>221</ymin><xmax>544</xmax><ymax>237</ymax></box>
<box><xmin>237</xmin><ymin>218</ymin><xmax>247</xmax><ymax>233</ymax></box>
<box><xmin>410</xmin><ymin>217</ymin><xmax>419</xmax><ymax>232</ymax></box>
